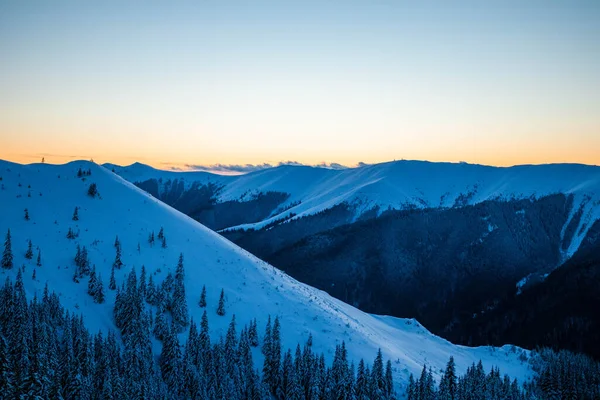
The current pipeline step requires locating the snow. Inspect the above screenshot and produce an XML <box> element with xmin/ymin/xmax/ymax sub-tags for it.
<box><xmin>0</xmin><ymin>160</ymin><xmax>533</xmax><ymax>393</ymax></box>
<box><xmin>110</xmin><ymin>160</ymin><xmax>600</xmax><ymax>257</ymax></box>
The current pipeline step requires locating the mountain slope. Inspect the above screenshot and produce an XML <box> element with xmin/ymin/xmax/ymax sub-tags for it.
<box><xmin>454</xmin><ymin>219</ymin><xmax>600</xmax><ymax>359</ymax></box>
<box><xmin>0</xmin><ymin>160</ymin><xmax>532</xmax><ymax>391</ymax></box>
<box><xmin>108</xmin><ymin>161</ymin><xmax>600</xmax><ymax>257</ymax></box>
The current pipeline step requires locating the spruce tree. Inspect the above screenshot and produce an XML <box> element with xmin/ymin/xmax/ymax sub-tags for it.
<box><xmin>198</xmin><ymin>285</ymin><xmax>207</xmax><ymax>308</ymax></box>
<box><xmin>88</xmin><ymin>266</ymin><xmax>98</xmax><ymax>297</ymax></box>
<box><xmin>270</xmin><ymin>317</ymin><xmax>282</xmax><ymax>394</ymax></box>
<box><xmin>25</xmin><ymin>240</ymin><xmax>33</xmax><ymax>259</ymax></box>
<box><xmin>199</xmin><ymin>310</ymin><xmax>210</xmax><ymax>359</ymax></box>
<box><xmin>385</xmin><ymin>359</ymin><xmax>394</xmax><ymax>398</ymax></box>
<box><xmin>216</xmin><ymin>289</ymin><xmax>226</xmax><ymax>316</ymax></box>
<box><xmin>371</xmin><ymin>348</ymin><xmax>385</xmax><ymax>397</ymax></box>
<box><xmin>67</xmin><ymin>227</ymin><xmax>75</xmax><ymax>239</ymax></box>
<box><xmin>113</xmin><ymin>236</ymin><xmax>123</xmax><ymax>269</ymax></box>
<box><xmin>36</xmin><ymin>249</ymin><xmax>42</xmax><ymax>267</ymax></box>
<box><xmin>160</xmin><ymin>323</ymin><xmax>182</xmax><ymax>391</ymax></box>
<box><xmin>95</xmin><ymin>274</ymin><xmax>105</xmax><ymax>304</ymax></box>
<box><xmin>72</xmin><ymin>206</ymin><xmax>79</xmax><ymax>221</ymax></box>
<box><xmin>443</xmin><ymin>355</ymin><xmax>457</xmax><ymax>400</ymax></box>
<box><xmin>172</xmin><ymin>254</ymin><xmax>189</xmax><ymax>328</ymax></box>
<box><xmin>24</xmin><ymin>208</ymin><xmax>30</xmax><ymax>221</ymax></box>
<box><xmin>81</xmin><ymin>246</ymin><xmax>90</xmax><ymax>275</ymax></box>
<box><xmin>88</xmin><ymin>183</ymin><xmax>98</xmax><ymax>197</ymax></box>
<box><xmin>139</xmin><ymin>265</ymin><xmax>147</xmax><ymax>300</ymax></box>
<box><xmin>109</xmin><ymin>264</ymin><xmax>117</xmax><ymax>290</ymax></box>
<box><xmin>146</xmin><ymin>275</ymin><xmax>156</xmax><ymax>304</ymax></box>
<box><xmin>2</xmin><ymin>229</ymin><xmax>13</xmax><ymax>269</ymax></box>
<box><xmin>249</xmin><ymin>318</ymin><xmax>259</xmax><ymax>347</ymax></box>
<box><xmin>32</xmin><ymin>268</ymin><xmax>36</xmax><ymax>281</ymax></box>
<box><xmin>154</xmin><ymin>306</ymin><xmax>168</xmax><ymax>341</ymax></box>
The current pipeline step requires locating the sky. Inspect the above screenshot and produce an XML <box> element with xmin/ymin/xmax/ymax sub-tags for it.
<box><xmin>1</xmin><ymin>0</ymin><xmax>599</xmax><ymax>171</ymax></box>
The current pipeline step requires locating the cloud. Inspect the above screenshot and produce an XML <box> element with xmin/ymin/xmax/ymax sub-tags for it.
<box><xmin>316</xmin><ymin>162</ymin><xmax>348</xmax><ymax>170</ymax></box>
<box><xmin>184</xmin><ymin>163</ymin><xmax>274</xmax><ymax>174</ymax></box>
<box><xmin>180</xmin><ymin>160</ymin><xmax>369</xmax><ymax>174</ymax></box>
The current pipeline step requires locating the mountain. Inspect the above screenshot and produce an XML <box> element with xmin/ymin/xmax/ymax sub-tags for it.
<box><xmin>106</xmin><ymin>160</ymin><xmax>600</xmax><ymax>258</ymax></box>
<box><xmin>107</xmin><ymin>160</ymin><xmax>600</xmax><ymax>354</ymax></box>
<box><xmin>0</xmin><ymin>159</ymin><xmax>533</xmax><ymax>392</ymax></box>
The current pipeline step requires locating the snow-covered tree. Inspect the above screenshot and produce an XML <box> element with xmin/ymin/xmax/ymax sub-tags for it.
<box><xmin>87</xmin><ymin>183</ymin><xmax>98</xmax><ymax>197</ymax></box>
<box><xmin>172</xmin><ymin>254</ymin><xmax>189</xmax><ymax>328</ymax></box>
<box><xmin>25</xmin><ymin>239</ymin><xmax>33</xmax><ymax>260</ymax></box>
<box><xmin>198</xmin><ymin>285</ymin><xmax>206</xmax><ymax>308</ymax></box>
<box><xmin>2</xmin><ymin>229</ymin><xmax>13</xmax><ymax>269</ymax></box>
<box><xmin>113</xmin><ymin>236</ymin><xmax>123</xmax><ymax>269</ymax></box>
<box><xmin>216</xmin><ymin>289</ymin><xmax>226</xmax><ymax>316</ymax></box>
<box><xmin>109</xmin><ymin>264</ymin><xmax>117</xmax><ymax>290</ymax></box>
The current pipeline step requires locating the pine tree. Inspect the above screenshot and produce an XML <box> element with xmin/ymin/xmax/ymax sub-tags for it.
<box><xmin>262</xmin><ymin>316</ymin><xmax>273</xmax><ymax>391</ymax></box>
<box><xmin>24</xmin><ymin>208</ymin><xmax>30</xmax><ymax>221</ymax></box>
<box><xmin>443</xmin><ymin>356</ymin><xmax>457</xmax><ymax>400</ymax></box>
<box><xmin>199</xmin><ymin>310</ymin><xmax>210</xmax><ymax>360</ymax></box>
<box><xmin>385</xmin><ymin>359</ymin><xmax>394</xmax><ymax>398</ymax></box>
<box><xmin>139</xmin><ymin>265</ymin><xmax>147</xmax><ymax>301</ymax></box>
<box><xmin>270</xmin><ymin>317</ymin><xmax>282</xmax><ymax>394</ymax></box>
<box><xmin>72</xmin><ymin>206</ymin><xmax>79</xmax><ymax>221</ymax></box>
<box><xmin>32</xmin><ymin>268</ymin><xmax>36</xmax><ymax>281</ymax></box>
<box><xmin>2</xmin><ymin>229</ymin><xmax>13</xmax><ymax>269</ymax></box>
<box><xmin>88</xmin><ymin>266</ymin><xmax>98</xmax><ymax>297</ymax></box>
<box><xmin>153</xmin><ymin>306</ymin><xmax>168</xmax><ymax>341</ymax></box>
<box><xmin>77</xmin><ymin>168</ymin><xmax>83</xmax><ymax>178</ymax></box>
<box><xmin>198</xmin><ymin>285</ymin><xmax>207</xmax><ymax>308</ymax></box>
<box><xmin>371</xmin><ymin>348</ymin><xmax>385</xmax><ymax>397</ymax></box>
<box><xmin>217</xmin><ymin>289</ymin><xmax>226</xmax><ymax>316</ymax></box>
<box><xmin>161</xmin><ymin>236</ymin><xmax>167</xmax><ymax>248</ymax></box>
<box><xmin>158</xmin><ymin>227</ymin><xmax>164</xmax><ymax>240</ymax></box>
<box><xmin>172</xmin><ymin>254</ymin><xmax>189</xmax><ymax>328</ymax></box>
<box><xmin>356</xmin><ymin>359</ymin><xmax>369</xmax><ymax>399</ymax></box>
<box><xmin>146</xmin><ymin>275</ymin><xmax>156</xmax><ymax>304</ymax></box>
<box><xmin>249</xmin><ymin>318</ymin><xmax>259</xmax><ymax>347</ymax></box>
<box><xmin>88</xmin><ymin>183</ymin><xmax>98</xmax><ymax>197</ymax></box>
<box><xmin>113</xmin><ymin>236</ymin><xmax>123</xmax><ymax>269</ymax></box>
<box><xmin>66</xmin><ymin>227</ymin><xmax>75</xmax><ymax>239</ymax></box>
<box><xmin>109</xmin><ymin>264</ymin><xmax>117</xmax><ymax>290</ymax></box>
<box><xmin>25</xmin><ymin>239</ymin><xmax>33</xmax><ymax>259</ymax></box>
<box><xmin>36</xmin><ymin>249</ymin><xmax>42</xmax><ymax>267</ymax></box>
<box><xmin>148</xmin><ymin>232</ymin><xmax>155</xmax><ymax>246</ymax></box>
<box><xmin>160</xmin><ymin>323</ymin><xmax>182</xmax><ymax>391</ymax></box>
<box><xmin>81</xmin><ymin>246</ymin><xmax>89</xmax><ymax>274</ymax></box>
<box><xmin>95</xmin><ymin>273</ymin><xmax>105</xmax><ymax>304</ymax></box>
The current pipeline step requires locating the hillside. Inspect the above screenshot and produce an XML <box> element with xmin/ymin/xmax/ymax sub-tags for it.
<box><xmin>0</xmin><ymin>160</ymin><xmax>533</xmax><ymax>392</ymax></box>
<box><xmin>454</xmin><ymin>219</ymin><xmax>600</xmax><ymax>359</ymax></box>
<box><xmin>108</xmin><ymin>161</ymin><xmax>600</xmax><ymax>258</ymax></box>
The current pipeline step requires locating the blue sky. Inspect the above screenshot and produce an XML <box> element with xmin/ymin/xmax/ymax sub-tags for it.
<box><xmin>1</xmin><ymin>0</ymin><xmax>599</xmax><ymax>168</ymax></box>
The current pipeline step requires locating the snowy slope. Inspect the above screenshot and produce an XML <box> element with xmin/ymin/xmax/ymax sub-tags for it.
<box><xmin>0</xmin><ymin>160</ymin><xmax>532</xmax><ymax>392</ymax></box>
<box><xmin>109</xmin><ymin>160</ymin><xmax>600</xmax><ymax>257</ymax></box>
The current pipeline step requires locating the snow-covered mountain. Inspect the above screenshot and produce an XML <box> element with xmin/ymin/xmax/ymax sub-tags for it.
<box><xmin>107</xmin><ymin>161</ymin><xmax>600</xmax><ymax>257</ymax></box>
<box><xmin>0</xmin><ymin>159</ymin><xmax>532</xmax><ymax>391</ymax></box>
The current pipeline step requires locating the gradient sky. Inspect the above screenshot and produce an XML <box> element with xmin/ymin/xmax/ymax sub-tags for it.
<box><xmin>1</xmin><ymin>0</ymin><xmax>599</xmax><ymax>169</ymax></box>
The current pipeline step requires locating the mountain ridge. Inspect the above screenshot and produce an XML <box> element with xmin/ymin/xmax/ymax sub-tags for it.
<box><xmin>107</xmin><ymin>159</ymin><xmax>600</xmax><ymax>257</ymax></box>
<box><xmin>0</xmin><ymin>159</ymin><xmax>533</xmax><ymax>390</ymax></box>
